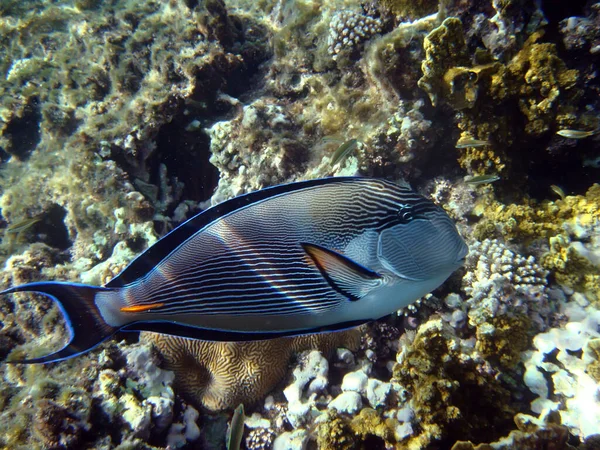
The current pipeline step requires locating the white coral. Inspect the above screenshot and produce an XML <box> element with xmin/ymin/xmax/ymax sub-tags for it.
<box><xmin>462</xmin><ymin>239</ymin><xmax>550</xmax><ymax>328</ymax></box>
<box><xmin>522</xmin><ymin>304</ymin><xmax>600</xmax><ymax>439</ymax></box>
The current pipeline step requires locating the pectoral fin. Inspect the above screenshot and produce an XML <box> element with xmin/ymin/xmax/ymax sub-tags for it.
<box><xmin>301</xmin><ymin>242</ymin><xmax>382</xmax><ymax>301</ymax></box>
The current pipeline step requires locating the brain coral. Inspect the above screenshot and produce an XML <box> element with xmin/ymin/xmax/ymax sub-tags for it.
<box><xmin>142</xmin><ymin>328</ymin><xmax>361</xmax><ymax>412</ymax></box>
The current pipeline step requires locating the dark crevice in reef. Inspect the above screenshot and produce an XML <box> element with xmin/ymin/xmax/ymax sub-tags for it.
<box><xmin>144</xmin><ymin>11</ymin><xmax>271</xmax><ymax>209</ymax></box>
<box><xmin>39</xmin><ymin>204</ymin><xmax>72</xmax><ymax>251</ymax></box>
<box><xmin>541</xmin><ymin>0</ymin><xmax>590</xmax><ymax>44</ymax></box>
<box><xmin>4</xmin><ymin>97</ymin><xmax>42</xmax><ymax>161</ymax></box>
<box><xmin>152</xmin><ymin>121</ymin><xmax>219</xmax><ymax>204</ymax></box>
<box><xmin>501</xmin><ymin>121</ymin><xmax>600</xmax><ymax>202</ymax></box>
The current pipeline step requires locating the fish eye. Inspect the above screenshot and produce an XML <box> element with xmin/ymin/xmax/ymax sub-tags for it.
<box><xmin>397</xmin><ymin>204</ymin><xmax>413</xmax><ymax>222</ymax></box>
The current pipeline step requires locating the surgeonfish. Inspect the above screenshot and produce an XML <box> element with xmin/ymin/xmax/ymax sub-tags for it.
<box><xmin>0</xmin><ymin>177</ymin><xmax>468</xmax><ymax>364</ymax></box>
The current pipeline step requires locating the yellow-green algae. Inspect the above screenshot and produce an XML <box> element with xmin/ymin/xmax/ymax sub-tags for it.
<box><xmin>472</xmin><ymin>184</ymin><xmax>600</xmax><ymax>302</ymax></box>
<box><xmin>418</xmin><ymin>18</ymin><xmax>470</xmax><ymax>108</ymax></box>
<box><xmin>378</xmin><ymin>0</ymin><xmax>439</xmax><ymax>18</ymax></box>
<box><xmin>458</xmin><ymin>29</ymin><xmax>580</xmax><ymax>174</ymax></box>
<box><xmin>586</xmin><ymin>339</ymin><xmax>600</xmax><ymax>384</ymax></box>
<box><xmin>418</xmin><ymin>18</ymin><xmax>581</xmax><ymax>176</ymax></box>
<box><xmin>316</xmin><ymin>407</ymin><xmax>400</xmax><ymax>449</ymax></box>
<box><xmin>450</xmin><ymin>414</ymin><xmax>573</xmax><ymax>450</ymax></box>
<box><xmin>475</xmin><ymin>315</ymin><xmax>534</xmax><ymax>369</ymax></box>
<box><xmin>391</xmin><ymin>318</ymin><xmax>518</xmax><ymax>448</ymax></box>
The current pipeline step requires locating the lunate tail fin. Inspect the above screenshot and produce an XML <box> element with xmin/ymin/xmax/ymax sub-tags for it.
<box><xmin>1</xmin><ymin>282</ymin><xmax>117</xmax><ymax>364</ymax></box>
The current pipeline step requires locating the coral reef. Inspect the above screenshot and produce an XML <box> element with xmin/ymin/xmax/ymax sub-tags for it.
<box><xmin>560</xmin><ymin>4</ymin><xmax>600</xmax><ymax>54</ymax></box>
<box><xmin>142</xmin><ymin>328</ymin><xmax>361</xmax><ymax>412</ymax></box>
<box><xmin>0</xmin><ymin>340</ymin><xmax>174</xmax><ymax>449</ymax></box>
<box><xmin>0</xmin><ymin>0</ymin><xmax>269</xmax><ymax>273</ymax></box>
<box><xmin>469</xmin><ymin>184</ymin><xmax>600</xmax><ymax>303</ymax></box>
<box><xmin>451</xmin><ymin>416</ymin><xmax>573</xmax><ymax>450</ymax></box>
<box><xmin>1</xmin><ymin>0</ymin><xmax>600</xmax><ymax>448</ymax></box>
<box><xmin>461</xmin><ymin>238</ymin><xmax>550</xmax><ymax>328</ymax></box>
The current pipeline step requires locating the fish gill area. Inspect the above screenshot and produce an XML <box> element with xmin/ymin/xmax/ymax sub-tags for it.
<box><xmin>0</xmin><ymin>0</ymin><xmax>599</xmax><ymax>449</ymax></box>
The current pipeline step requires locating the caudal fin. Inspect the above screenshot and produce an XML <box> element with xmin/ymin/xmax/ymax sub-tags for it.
<box><xmin>1</xmin><ymin>282</ymin><xmax>117</xmax><ymax>364</ymax></box>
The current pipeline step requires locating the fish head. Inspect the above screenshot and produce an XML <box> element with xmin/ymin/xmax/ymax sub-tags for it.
<box><xmin>377</xmin><ymin>202</ymin><xmax>468</xmax><ymax>282</ymax></box>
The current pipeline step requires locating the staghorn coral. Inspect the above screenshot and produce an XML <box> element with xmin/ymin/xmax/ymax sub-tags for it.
<box><xmin>142</xmin><ymin>328</ymin><xmax>361</xmax><ymax>412</ymax></box>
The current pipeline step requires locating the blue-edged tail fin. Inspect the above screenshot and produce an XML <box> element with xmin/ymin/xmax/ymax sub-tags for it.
<box><xmin>0</xmin><ymin>282</ymin><xmax>117</xmax><ymax>364</ymax></box>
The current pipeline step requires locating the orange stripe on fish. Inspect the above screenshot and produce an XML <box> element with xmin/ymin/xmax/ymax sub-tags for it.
<box><xmin>120</xmin><ymin>302</ymin><xmax>164</xmax><ymax>313</ymax></box>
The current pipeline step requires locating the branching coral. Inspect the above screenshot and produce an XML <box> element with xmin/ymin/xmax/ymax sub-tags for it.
<box><xmin>462</xmin><ymin>238</ymin><xmax>550</xmax><ymax>328</ymax></box>
<box><xmin>327</xmin><ymin>9</ymin><xmax>383</xmax><ymax>62</ymax></box>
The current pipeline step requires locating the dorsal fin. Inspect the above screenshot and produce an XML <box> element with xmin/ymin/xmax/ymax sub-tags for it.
<box><xmin>106</xmin><ymin>177</ymin><xmax>367</xmax><ymax>287</ymax></box>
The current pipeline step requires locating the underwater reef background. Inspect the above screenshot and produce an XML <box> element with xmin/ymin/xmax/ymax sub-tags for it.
<box><xmin>1</xmin><ymin>0</ymin><xmax>600</xmax><ymax>448</ymax></box>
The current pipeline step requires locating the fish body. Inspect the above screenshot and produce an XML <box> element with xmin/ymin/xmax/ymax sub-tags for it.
<box><xmin>455</xmin><ymin>137</ymin><xmax>490</xmax><ymax>148</ymax></box>
<box><xmin>556</xmin><ymin>129</ymin><xmax>599</xmax><ymax>139</ymax></box>
<box><xmin>5</xmin><ymin>215</ymin><xmax>44</xmax><ymax>234</ymax></box>
<box><xmin>227</xmin><ymin>404</ymin><xmax>245</xmax><ymax>450</ymax></box>
<box><xmin>330</xmin><ymin>139</ymin><xmax>359</xmax><ymax>167</ymax></box>
<box><xmin>550</xmin><ymin>184</ymin><xmax>566</xmax><ymax>200</ymax></box>
<box><xmin>465</xmin><ymin>174</ymin><xmax>500</xmax><ymax>185</ymax></box>
<box><xmin>1</xmin><ymin>178</ymin><xmax>467</xmax><ymax>364</ymax></box>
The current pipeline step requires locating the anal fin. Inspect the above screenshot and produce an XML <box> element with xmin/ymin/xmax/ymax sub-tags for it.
<box><xmin>301</xmin><ymin>242</ymin><xmax>382</xmax><ymax>301</ymax></box>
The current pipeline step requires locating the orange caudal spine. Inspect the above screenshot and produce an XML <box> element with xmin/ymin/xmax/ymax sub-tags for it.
<box><xmin>120</xmin><ymin>302</ymin><xmax>164</xmax><ymax>313</ymax></box>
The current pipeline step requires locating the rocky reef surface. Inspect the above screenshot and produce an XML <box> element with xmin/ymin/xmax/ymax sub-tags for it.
<box><xmin>0</xmin><ymin>0</ymin><xmax>599</xmax><ymax>449</ymax></box>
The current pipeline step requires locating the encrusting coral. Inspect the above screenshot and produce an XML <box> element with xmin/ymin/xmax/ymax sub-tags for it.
<box><xmin>418</xmin><ymin>16</ymin><xmax>581</xmax><ymax>176</ymax></box>
<box><xmin>523</xmin><ymin>304</ymin><xmax>600</xmax><ymax>440</ymax></box>
<box><xmin>471</xmin><ymin>184</ymin><xmax>600</xmax><ymax>303</ymax></box>
<box><xmin>142</xmin><ymin>328</ymin><xmax>361</xmax><ymax>412</ymax></box>
<box><xmin>391</xmin><ymin>318</ymin><xmax>522</xmax><ymax>448</ymax></box>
